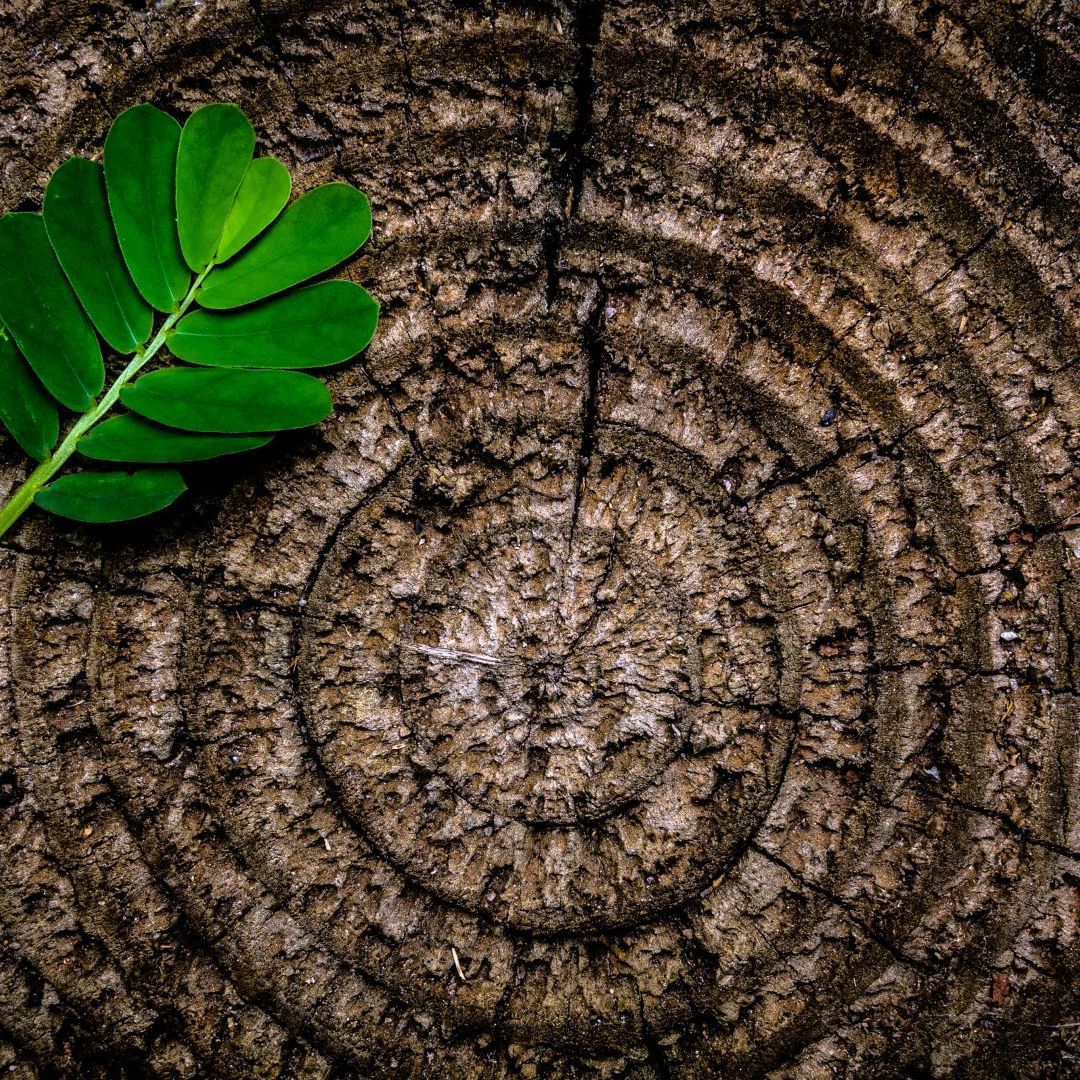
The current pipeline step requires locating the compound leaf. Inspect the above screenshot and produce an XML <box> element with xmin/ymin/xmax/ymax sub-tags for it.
<box><xmin>0</xmin><ymin>213</ymin><xmax>104</xmax><ymax>413</ymax></box>
<box><xmin>44</xmin><ymin>157</ymin><xmax>153</xmax><ymax>353</ymax></box>
<box><xmin>79</xmin><ymin>413</ymin><xmax>272</xmax><ymax>462</ymax></box>
<box><xmin>169</xmin><ymin>281</ymin><xmax>378</xmax><ymax>368</ymax></box>
<box><xmin>35</xmin><ymin>468</ymin><xmax>186</xmax><ymax>523</ymax></box>
<box><xmin>0</xmin><ymin>100</ymin><xmax>380</xmax><ymax>540</ymax></box>
<box><xmin>121</xmin><ymin>367</ymin><xmax>332</xmax><ymax>432</ymax></box>
<box><xmin>216</xmin><ymin>156</ymin><xmax>291</xmax><ymax>264</ymax></box>
<box><xmin>176</xmin><ymin>103</ymin><xmax>255</xmax><ymax>273</ymax></box>
<box><xmin>104</xmin><ymin>103</ymin><xmax>191</xmax><ymax>313</ymax></box>
<box><xmin>0</xmin><ymin>328</ymin><xmax>59</xmax><ymax>461</ymax></box>
<box><xmin>197</xmin><ymin>183</ymin><xmax>371</xmax><ymax>309</ymax></box>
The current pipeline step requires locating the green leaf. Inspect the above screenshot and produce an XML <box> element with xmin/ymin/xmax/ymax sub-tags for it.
<box><xmin>79</xmin><ymin>413</ymin><xmax>271</xmax><ymax>462</ymax></box>
<box><xmin>216</xmin><ymin>156</ymin><xmax>291</xmax><ymax>264</ymax></box>
<box><xmin>34</xmin><ymin>468</ymin><xmax>186</xmax><ymax>523</ymax></box>
<box><xmin>121</xmin><ymin>367</ymin><xmax>332</xmax><ymax>432</ymax></box>
<box><xmin>0</xmin><ymin>213</ymin><xmax>104</xmax><ymax>413</ymax></box>
<box><xmin>44</xmin><ymin>157</ymin><xmax>154</xmax><ymax>354</ymax></box>
<box><xmin>0</xmin><ymin>328</ymin><xmax>58</xmax><ymax>461</ymax></box>
<box><xmin>176</xmin><ymin>103</ymin><xmax>255</xmax><ymax>273</ymax></box>
<box><xmin>104</xmin><ymin>103</ymin><xmax>191</xmax><ymax>313</ymax></box>
<box><xmin>197</xmin><ymin>183</ymin><xmax>371</xmax><ymax>309</ymax></box>
<box><xmin>169</xmin><ymin>281</ymin><xmax>378</xmax><ymax>368</ymax></box>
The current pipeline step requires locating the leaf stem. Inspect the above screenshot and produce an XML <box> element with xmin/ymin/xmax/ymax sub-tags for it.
<box><xmin>0</xmin><ymin>265</ymin><xmax>212</xmax><ymax>542</ymax></box>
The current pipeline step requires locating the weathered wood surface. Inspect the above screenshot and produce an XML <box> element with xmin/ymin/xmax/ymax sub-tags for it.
<box><xmin>0</xmin><ymin>1</ymin><xmax>1078</xmax><ymax>1076</ymax></box>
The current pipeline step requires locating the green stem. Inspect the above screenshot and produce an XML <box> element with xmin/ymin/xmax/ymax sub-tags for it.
<box><xmin>0</xmin><ymin>266</ymin><xmax>212</xmax><ymax>542</ymax></box>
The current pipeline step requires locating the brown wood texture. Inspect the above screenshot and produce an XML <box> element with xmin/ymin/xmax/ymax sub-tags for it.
<box><xmin>0</xmin><ymin>1</ymin><xmax>1078</xmax><ymax>1076</ymax></box>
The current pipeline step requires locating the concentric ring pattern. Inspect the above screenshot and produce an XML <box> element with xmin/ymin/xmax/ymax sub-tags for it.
<box><xmin>1</xmin><ymin>0</ymin><xmax>1078</xmax><ymax>1076</ymax></box>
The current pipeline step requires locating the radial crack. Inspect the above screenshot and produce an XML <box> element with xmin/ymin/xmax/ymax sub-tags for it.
<box><xmin>569</xmin><ymin>292</ymin><xmax>608</xmax><ymax>542</ymax></box>
<box><xmin>543</xmin><ymin>0</ymin><xmax>603</xmax><ymax>303</ymax></box>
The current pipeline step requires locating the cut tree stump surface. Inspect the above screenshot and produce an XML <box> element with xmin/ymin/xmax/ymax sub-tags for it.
<box><xmin>1</xmin><ymin>1</ymin><xmax>1078</xmax><ymax>1076</ymax></box>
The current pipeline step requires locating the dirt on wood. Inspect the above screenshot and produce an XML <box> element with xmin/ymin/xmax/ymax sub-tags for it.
<box><xmin>0</xmin><ymin>0</ymin><xmax>1078</xmax><ymax>1076</ymax></box>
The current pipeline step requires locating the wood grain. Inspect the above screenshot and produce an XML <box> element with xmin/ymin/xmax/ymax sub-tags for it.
<box><xmin>0</xmin><ymin>1</ymin><xmax>1077</xmax><ymax>1075</ymax></box>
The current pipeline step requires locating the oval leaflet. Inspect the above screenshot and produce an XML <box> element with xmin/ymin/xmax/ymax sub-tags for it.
<box><xmin>121</xmin><ymin>367</ymin><xmax>334</xmax><ymax>433</ymax></box>
<box><xmin>169</xmin><ymin>281</ymin><xmax>378</xmax><ymax>368</ymax></box>
<box><xmin>35</xmin><ymin>469</ymin><xmax>187</xmax><ymax>524</ymax></box>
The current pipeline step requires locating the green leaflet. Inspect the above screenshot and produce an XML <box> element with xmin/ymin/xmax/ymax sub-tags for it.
<box><xmin>104</xmin><ymin>103</ymin><xmax>191</xmax><ymax>313</ymax></box>
<box><xmin>79</xmin><ymin>413</ymin><xmax>272</xmax><ymax>463</ymax></box>
<box><xmin>44</xmin><ymin>157</ymin><xmax>153</xmax><ymax>354</ymax></box>
<box><xmin>34</xmin><ymin>468</ymin><xmax>186</xmax><ymax>523</ymax></box>
<box><xmin>121</xmin><ymin>367</ymin><xmax>333</xmax><ymax>432</ymax></box>
<box><xmin>197</xmin><ymin>183</ymin><xmax>371</xmax><ymax>309</ymax></box>
<box><xmin>0</xmin><ymin>213</ymin><xmax>104</xmax><ymax>413</ymax></box>
<box><xmin>216</xmin><ymin>156</ymin><xmax>291</xmax><ymax>264</ymax></box>
<box><xmin>176</xmin><ymin>103</ymin><xmax>255</xmax><ymax>272</ymax></box>
<box><xmin>169</xmin><ymin>281</ymin><xmax>379</xmax><ymax>368</ymax></box>
<box><xmin>0</xmin><ymin>329</ymin><xmax>58</xmax><ymax>461</ymax></box>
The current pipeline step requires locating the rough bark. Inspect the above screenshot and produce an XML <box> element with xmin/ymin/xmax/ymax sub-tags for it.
<box><xmin>0</xmin><ymin>0</ymin><xmax>1078</xmax><ymax>1076</ymax></box>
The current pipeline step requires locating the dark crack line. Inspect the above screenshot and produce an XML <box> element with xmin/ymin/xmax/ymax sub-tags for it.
<box><xmin>749</xmin><ymin>843</ymin><xmax>938</xmax><ymax>974</ymax></box>
<box><xmin>563</xmin><ymin>0</ymin><xmax>602</xmax><ymax>220</ymax></box>
<box><xmin>914</xmin><ymin>785</ymin><xmax>1080</xmax><ymax>864</ymax></box>
<box><xmin>542</xmin><ymin>0</ymin><xmax>603</xmax><ymax>303</ymax></box>
<box><xmin>354</xmin><ymin>353</ymin><xmax>424</xmax><ymax>461</ymax></box>
<box><xmin>569</xmin><ymin>290</ymin><xmax>608</xmax><ymax>543</ymax></box>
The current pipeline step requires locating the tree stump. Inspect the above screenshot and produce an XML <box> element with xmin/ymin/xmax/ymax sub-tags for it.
<box><xmin>1</xmin><ymin>1</ymin><xmax>1078</xmax><ymax>1076</ymax></box>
